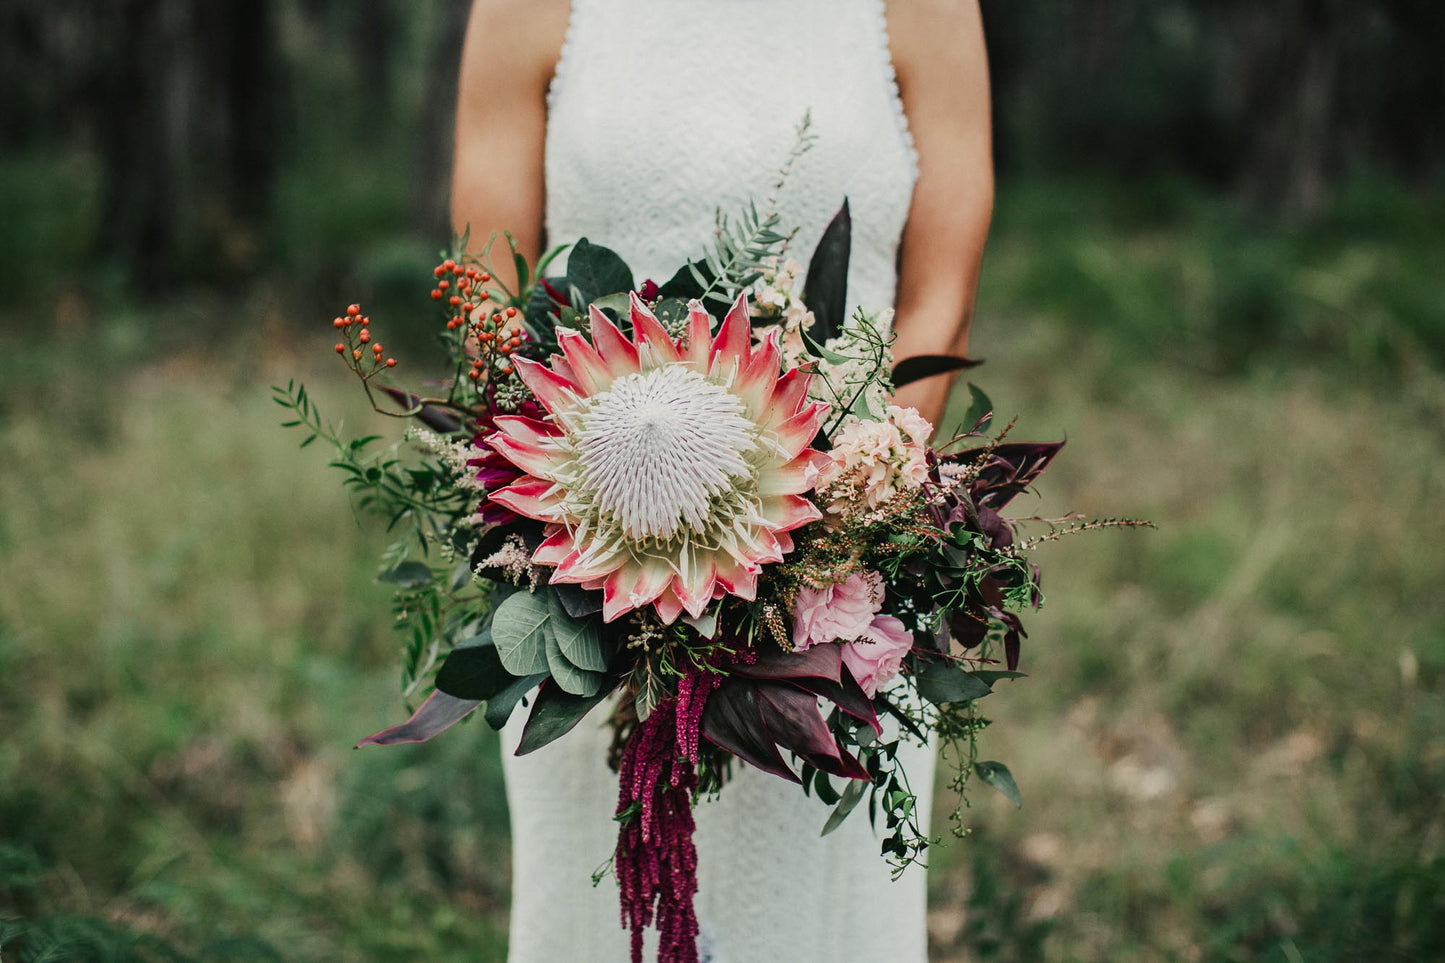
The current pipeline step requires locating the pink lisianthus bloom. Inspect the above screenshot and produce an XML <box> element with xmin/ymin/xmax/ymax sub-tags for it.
<box><xmin>791</xmin><ymin>571</ymin><xmax>883</xmax><ymax>651</ymax></box>
<box><xmin>841</xmin><ymin>614</ymin><xmax>914</xmax><ymax>697</ymax></box>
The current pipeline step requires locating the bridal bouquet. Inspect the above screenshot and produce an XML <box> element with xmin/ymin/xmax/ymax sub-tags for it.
<box><xmin>277</xmin><ymin>199</ymin><xmax>1143</xmax><ymax>963</ymax></box>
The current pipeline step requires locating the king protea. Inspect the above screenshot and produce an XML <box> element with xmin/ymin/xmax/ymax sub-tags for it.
<box><xmin>486</xmin><ymin>293</ymin><xmax>828</xmax><ymax>623</ymax></box>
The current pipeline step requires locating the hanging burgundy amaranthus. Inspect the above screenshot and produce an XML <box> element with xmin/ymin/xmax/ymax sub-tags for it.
<box><xmin>615</xmin><ymin>667</ymin><xmax>721</xmax><ymax>963</ymax></box>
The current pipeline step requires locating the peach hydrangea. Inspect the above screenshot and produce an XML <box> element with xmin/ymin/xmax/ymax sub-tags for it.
<box><xmin>817</xmin><ymin>404</ymin><xmax>933</xmax><ymax>514</ymax></box>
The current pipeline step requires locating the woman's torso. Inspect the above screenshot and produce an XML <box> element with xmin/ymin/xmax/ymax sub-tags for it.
<box><xmin>542</xmin><ymin>0</ymin><xmax>918</xmax><ymax>315</ymax></box>
<box><xmin>504</xmin><ymin>2</ymin><xmax>930</xmax><ymax>961</ymax></box>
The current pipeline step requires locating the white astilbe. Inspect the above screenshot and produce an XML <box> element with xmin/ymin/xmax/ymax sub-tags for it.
<box><xmin>475</xmin><ymin>534</ymin><xmax>538</xmax><ymax>588</ymax></box>
<box><xmin>407</xmin><ymin>426</ymin><xmax>485</xmax><ymax>489</ymax></box>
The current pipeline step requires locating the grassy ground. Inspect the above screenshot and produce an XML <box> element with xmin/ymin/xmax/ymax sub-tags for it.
<box><xmin>1</xmin><ymin>180</ymin><xmax>1442</xmax><ymax>960</ymax></box>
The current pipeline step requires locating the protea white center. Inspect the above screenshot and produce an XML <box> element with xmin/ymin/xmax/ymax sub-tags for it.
<box><xmin>487</xmin><ymin>293</ymin><xmax>829</xmax><ymax>623</ymax></box>
<box><xmin>574</xmin><ymin>366</ymin><xmax>757</xmax><ymax>540</ymax></box>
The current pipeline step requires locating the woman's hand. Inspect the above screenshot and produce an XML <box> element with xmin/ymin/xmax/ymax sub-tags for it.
<box><xmin>888</xmin><ymin>0</ymin><xmax>994</xmax><ymax>431</ymax></box>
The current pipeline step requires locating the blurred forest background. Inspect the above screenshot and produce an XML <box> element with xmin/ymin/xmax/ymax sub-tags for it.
<box><xmin>2</xmin><ymin>1</ymin><xmax>1442</xmax><ymax>960</ymax></box>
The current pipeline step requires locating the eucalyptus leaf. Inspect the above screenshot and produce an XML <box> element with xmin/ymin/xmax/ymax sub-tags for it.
<box><xmin>434</xmin><ymin>634</ymin><xmax>514</xmax><ymax>701</ymax></box>
<box><xmin>515</xmin><ymin>683</ymin><xmax>613</xmax><ymax>755</ymax></box>
<box><xmin>565</xmin><ymin>238</ymin><xmax>633</xmax><ymax>305</ymax></box>
<box><xmin>490</xmin><ymin>591</ymin><xmax>553</xmax><ymax>676</ymax></box>
<box><xmin>916</xmin><ymin>661</ymin><xmax>993</xmax><ymax>704</ymax></box>
<box><xmin>378</xmin><ymin>561</ymin><xmax>433</xmax><ymax>588</ymax></box>
<box><xmin>960</xmin><ymin>383</ymin><xmax>994</xmax><ymax>434</ymax></box>
<box><xmin>544</xmin><ymin>631</ymin><xmax>604</xmax><ymax>696</ymax></box>
<box><xmin>821</xmin><ymin>778</ymin><xmax>868</xmax><ymax>836</ymax></box>
<box><xmin>356</xmin><ymin>691</ymin><xmax>479</xmax><ymax>747</ymax></box>
<box><xmin>975</xmin><ymin>760</ymin><xmax>1022</xmax><ymax>808</ymax></box>
<box><xmin>483</xmin><ymin>672</ymin><xmax>547</xmax><ymax>730</ymax></box>
<box><xmin>971</xmin><ymin>670</ymin><xmax>1027</xmax><ymax>686</ymax></box>
<box><xmin>546</xmin><ymin>593</ymin><xmax>608</xmax><ymax>671</ymax></box>
<box><xmin>588</xmin><ymin>291</ymin><xmax>631</xmax><ymax>318</ymax></box>
<box><xmin>534</xmin><ymin>243</ymin><xmax>570</xmax><ymax>278</ymax></box>
<box><xmin>552</xmin><ymin>583</ymin><xmax>604</xmax><ymax>619</ymax></box>
<box><xmin>814</xmin><ymin>772</ymin><xmax>840</xmax><ymax>806</ymax></box>
<box><xmin>513</xmin><ymin>249</ymin><xmax>530</xmax><ymax>291</ymax></box>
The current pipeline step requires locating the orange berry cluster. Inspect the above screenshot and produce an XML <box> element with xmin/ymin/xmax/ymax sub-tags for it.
<box><xmin>331</xmin><ymin>303</ymin><xmax>396</xmax><ymax>375</ymax></box>
<box><xmin>429</xmin><ymin>255</ymin><xmax>530</xmax><ymax>385</ymax></box>
<box><xmin>467</xmin><ymin>305</ymin><xmax>527</xmax><ymax>380</ymax></box>
<box><xmin>434</xmin><ymin>258</ymin><xmax>492</xmax><ymax>329</ymax></box>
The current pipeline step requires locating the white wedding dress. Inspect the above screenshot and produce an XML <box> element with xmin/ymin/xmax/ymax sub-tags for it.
<box><xmin>502</xmin><ymin>1</ymin><xmax>933</xmax><ymax>960</ymax></box>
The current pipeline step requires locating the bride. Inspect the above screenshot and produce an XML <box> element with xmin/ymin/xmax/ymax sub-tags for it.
<box><xmin>450</xmin><ymin>1</ymin><xmax>993</xmax><ymax>959</ymax></box>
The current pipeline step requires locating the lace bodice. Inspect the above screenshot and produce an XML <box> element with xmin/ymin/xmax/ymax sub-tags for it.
<box><xmin>504</xmin><ymin>3</ymin><xmax>931</xmax><ymax>961</ymax></box>
<box><xmin>543</xmin><ymin>0</ymin><xmax>918</xmax><ymax>318</ymax></box>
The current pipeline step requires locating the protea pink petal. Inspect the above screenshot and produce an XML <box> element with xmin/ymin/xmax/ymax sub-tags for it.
<box><xmin>628</xmin><ymin>292</ymin><xmax>681</xmax><ymax>363</ymax></box>
<box><xmin>759</xmin><ymin>368</ymin><xmax>812</xmax><ymax>429</ymax></box>
<box><xmin>588</xmin><ymin>304</ymin><xmax>640</xmax><ymax>373</ymax></box>
<box><xmin>513</xmin><ymin>355</ymin><xmax>581</xmax><ymax>413</ymax></box>
<box><xmin>557</xmin><ymin>328</ymin><xmax>613</xmax><ymax>394</ymax></box>
<box><xmin>635</xmin><ymin>559</ymin><xmax>675</xmax><ymax>605</ymax></box>
<box><xmin>708</xmin><ymin>293</ymin><xmax>751</xmax><ymax>377</ymax></box>
<box><xmin>600</xmin><ymin>561</ymin><xmax>665</xmax><ymax>622</ymax></box>
<box><xmin>673</xmin><ymin>560</ymin><xmax>716</xmax><ymax>619</ymax></box>
<box><xmin>532</xmin><ymin>527</ymin><xmax>575</xmax><ymax>567</ymax></box>
<box><xmin>769</xmin><ymin>402</ymin><xmax>830</xmax><ymax>458</ymax></box>
<box><xmin>774</xmin><ymin>530</ymin><xmax>795</xmax><ymax>555</ymax></box>
<box><xmin>756</xmin><ymin>452</ymin><xmax>823</xmax><ymax>496</ymax></box>
<box><xmin>735</xmin><ymin>328</ymin><xmax>782</xmax><ymax>416</ymax></box>
<box><xmin>713</xmin><ymin>556</ymin><xmax>760</xmax><ymax>601</ymax></box>
<box><xmin>653</xmin><ymin>587</ymin><xmax>686</xmax><ymax>625</ymax></box>
<box><xmin>752</xmin><ymin>527</ymin><xmax>787</xmax><ymax>565</ymax></box>
<box><xmin>485</xmin><ymin>432</ymin><xmax>567</xmax><ymax>480</ymax></box>
<box><xmin>682</xmin><ymin>299</ymin><xmax>713</xmax><ymax>366</ymax></box>
<box><xmin>553</xmin><ymin>546</ymin><xmax>624</xmax><ymax>584</ymax></box>
<box><xmin>550</xmin><ymin>354</ymin><xmax>580</xmax><ymax>385</ymax></box>
<box><xmin>489</xmin><ymin>477</ymin><xmax>566</xmax><ymax>522</ymax></box>
<box><xmin>762</xmin><ymin>493</ymin><xmax>823</xmax><ymax>532</ymax></box>
<box><xmin>491</xmin><ymin>415</ymin><xmax>562</xmax><ymax>448</ymax></box>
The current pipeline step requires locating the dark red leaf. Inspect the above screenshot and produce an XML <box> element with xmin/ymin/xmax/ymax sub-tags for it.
<box><xmin>891</xmin><ymin>354</ymin><xmax>984</xmax><ymax>388</ymax></box>
<box><xmin>949</xmin><ymin>441</ymin><xmax>1065</xmax><ymax>510</ymax></box>
<box><xmin>700</xmin><ymin>681</ymin><xmax>799</xmax><ymax>783</ymax></box>
<box><xmin>789</xmin><ymin>665</ymin><xmax>881</xmax><ymax>736</ymax></box>
<box><xmin>356</xmin><ymin>691</ymin><xmax>479</xmax><ymax>747</ymax></box>
<box><xmin>731</xmin><ymin>643</ymin><xmax>843</xmax><ymax>684</ymax></box>
<box><xmin>377</xmin><ymin>384</ymin><xmax>463</xmax><ymax>434</ymax></box>
<box><xmin>757</xmin><ymin>683</ymin><xmax>870</xmax><ymax>782</ymax></box>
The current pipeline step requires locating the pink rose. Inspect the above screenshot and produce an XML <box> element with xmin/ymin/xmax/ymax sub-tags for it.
<box><xmin>791</xmin><ymin>572</ymin><xmax>883</xmax><ymax>650</ymax></box>
<box><xmin>841</xmin><ymin>615</ymin><xmax>914</xmax><ymax>697</ymax></box>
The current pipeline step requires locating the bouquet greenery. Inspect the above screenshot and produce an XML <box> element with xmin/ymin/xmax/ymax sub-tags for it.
<box><xmin>277</xmin><ymin>195</ymin><xmax>1144</xmax><ymax>963</ymax></box>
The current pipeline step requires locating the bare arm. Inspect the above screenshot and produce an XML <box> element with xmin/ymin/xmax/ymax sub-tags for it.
<box><xmin>450</xmin><ymin>0</ymin><xmax>570</xmax><ymax>282</ymax></box>
<box><xmin>887</xmin><ymin>0</ymin><xmax>994</xmax><ymax>429</ymax></box>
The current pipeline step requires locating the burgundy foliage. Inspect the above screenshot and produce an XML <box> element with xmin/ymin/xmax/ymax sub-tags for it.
<box><xmin>701</xmin><ymin>643</ymin><xmax>877</xmax><ymax>784</ymax></box>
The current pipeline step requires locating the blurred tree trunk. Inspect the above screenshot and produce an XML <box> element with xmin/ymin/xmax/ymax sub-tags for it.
<box><xmin>98</xmin><ymin>0</ymin><xmax>176</xmax><ymax>292</ymax></box>
<box><xmin>92</xmin><ymin>0</ymin><xmax>279</xmax><ymax>291</ymax></box>
<box><xmin>1235</xmin><ymin>0</ymin><xmax>1345</xmax><ymax>217</ymax></box>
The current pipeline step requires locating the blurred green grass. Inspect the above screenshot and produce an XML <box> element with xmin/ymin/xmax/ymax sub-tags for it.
<box><xmin>1</xmin><ymin>176</ymin><xmax>1442</xmax><ymax>960</ymax></box>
